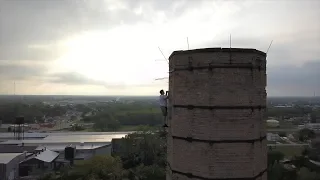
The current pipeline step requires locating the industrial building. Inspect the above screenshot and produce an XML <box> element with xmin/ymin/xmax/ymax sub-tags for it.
<box><xmin>167</xmin><ymin>48</ymin><xmax>267</xmax><ymax>180</ymax></box>
<box><xmin>0</xmin><ymin>132</ymin><xmax>129</xmax><ymax>178</ymax></box>
<box><xmin>0</xmin><ymin>134</ymin><xmax>123</xmax><ymax>161</ymax></box>
<box><xmin>0</xmin><ymin>153</ymin><xmax>25</xmax><ymax>180</ymax></box>
<box><xmin>19</xmin><ymin>148</ymin><xmax>60</xmax><ymax>177</ymax></box>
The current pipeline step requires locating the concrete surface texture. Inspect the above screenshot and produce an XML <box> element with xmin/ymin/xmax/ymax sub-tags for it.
<box><xmin>167</xmin><ymin>48</ymin><xmax>267</xmax><ymax>180</ymax></box>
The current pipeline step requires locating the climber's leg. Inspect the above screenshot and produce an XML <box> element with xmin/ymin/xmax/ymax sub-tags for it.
<box><xmin>160</xmin><ymin>106</ymin><xmax>168</xmax><ymax>127</ymax></box>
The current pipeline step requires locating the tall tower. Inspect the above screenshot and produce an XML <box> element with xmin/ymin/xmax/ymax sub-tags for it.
<box><xmin>167</xmin><ymin>48</ymin><xmax>267</xmax><ymax>180</ymax></box>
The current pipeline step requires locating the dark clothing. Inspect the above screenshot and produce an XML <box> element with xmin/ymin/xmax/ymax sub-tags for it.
<box><xmin>160</xmin><ymin>106</ymin><xmax>167</xmax><ymax>116</ymax></box>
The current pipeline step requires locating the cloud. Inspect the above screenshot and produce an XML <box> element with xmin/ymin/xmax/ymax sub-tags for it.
<box><xmin>0</xmin><ymin>0</ymin><xmax>205</xmax><ymax>63</ymax></box>
<box><xmin>0</xmin><ymin>44</ymin><xmax>65</xmax><ymax>61</ymax></box>
<box><xmin>267</xmin><ymin>60</ymin><xmax>320</xmax><ymax>96</ymax></box>
<box><xmin>46</xmin><ymin>71</ymin><xmax>163</xmax><ymax>89</ymax></box>
<box><xmin>0</xmin><ymin>0</ymin><xmax>147</xmax><ymax>62</ymax></box>
<box><xmin>47</xmin><ymin>72</ymin><xmax>106</xmax><ymax>86</ymax></box>
<box><xmin>0</xmin><ymin>63</ymin><xmax>46</xmax><ymax>80</ymax></box>
<box><xmin>0</xmin><ymin>0</ymin><xmax>319</xmax><ymax>96</ymax></box>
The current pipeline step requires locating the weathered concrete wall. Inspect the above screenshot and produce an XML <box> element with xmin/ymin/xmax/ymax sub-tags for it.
<box><xmin>167</xmin><ymin>48</ymin><xmax>267</xmax><ymax>180</ymax></box>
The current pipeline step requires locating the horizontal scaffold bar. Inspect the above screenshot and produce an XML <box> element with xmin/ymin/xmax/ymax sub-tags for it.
<box><xmin>173</xmin><ymin>105</ymin><xmax>266</xmax><ymax>110</ymax></box>
<box><xmin>171</xmin><ymin>135</ymin><xmax>267</xmax><ymax>144</ymax></box>
<box><xmin>169</xmin><ymin>167</ymin><xmax>267</xmax><ymax>180</ymax></box>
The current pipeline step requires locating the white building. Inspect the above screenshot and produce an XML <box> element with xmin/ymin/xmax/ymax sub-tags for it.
<box><xmin>267</xmin><ymin>133</ymin><xmax>280</xmax><ymax>142</ymax></box>
<box><xmin>266</xmin><ymin>119</ymin><xmax>280</xmax><ymax>128</ymax></box>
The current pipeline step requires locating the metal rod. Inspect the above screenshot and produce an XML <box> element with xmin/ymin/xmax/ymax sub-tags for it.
<box><xmin>266</xmin><ymin>40</ymin><xmax>273</xmax><ymax>54</ymax></box>
<box><xmin>187</xmin><ymin>37</ymin><xmax>189</xmax><ymax>50</ymax></box>
<box><xmin>229</xmin><ymin>34</ymin><xmax>231</xmax><ymax>49</ymax></box>
<box><xmin>155</xmin><ymin>77</ymin><xmax>168</xmax><ymax>81</ymax></box>
<box><xmin>158</xmin><ymin>47</ymin><xmax>169</xmax><ymax>64</ymax></box>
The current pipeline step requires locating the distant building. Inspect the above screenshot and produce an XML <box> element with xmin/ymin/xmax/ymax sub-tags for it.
<box><xmin>267</xmin><ymin>133</ymin><xmax>280</xmax><ymax>142</ymax></box>
<box><xmin>0</xmin><ymin>132</ymin><xmax>128</xmax><ymax>163</ymax></box>
<box><xmin>298</xmin><ymin>123</ymin><xmax>320</xmax><ymax>132</ymax></box>
<box><xmin>266</xmin><ymin>119</ymin><xmax>280</xmax><ymax>128</ymax></box>
<box><xmin>0</xmin><ymin>153</ymin><xmax>25</xmax><ymax>180</ymax></box>
<box><xmin>19</xmin><ymin>149</ymin><xmax>60</xmax><ymax>177</ymax></box>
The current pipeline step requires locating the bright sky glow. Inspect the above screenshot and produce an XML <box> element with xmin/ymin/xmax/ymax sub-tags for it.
<box><xmin>0</xmin><ymin>0</ymin><xmax>319</xmax><ymax>96</ymax></box>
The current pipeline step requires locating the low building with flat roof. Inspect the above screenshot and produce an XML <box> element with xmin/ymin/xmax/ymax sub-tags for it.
<box><xmin>0</xmin><ymin>133</ymin><xmax>128</xmax><ymax>145</ymax></box>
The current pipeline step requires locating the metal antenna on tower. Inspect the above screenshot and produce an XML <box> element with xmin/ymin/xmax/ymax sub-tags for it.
<box><xmin>187</xmin><ymin>37</ymin><xmax>190</xmax><ymax>50</ymax></box>
<box><xmin>155</xmin><ymin>47</ymin><xmax>170</xmax><ymax>83</ymax></box>
<box><xmin>14</xmin><ymin>81</ymin><xmax>16</xmax><ymax>95</ymax></box>
<box><xmin>266</xmin><ymin>40</ymin><xmax>273</xmax><ymax>55</ymax></box>
<box><xmin>229</xmin><ymin>34</ymin><xmax>232</xmax><ymax>63</ymax></box>
<box><xmin>158</xmin><ymin>47</ymin><xmax>169</xmax><ymax>64</ymax></box>
<box><xmin>230</xmin><ymin>34</ymin><xmax>232</xmax><ymax>49</ymax></box>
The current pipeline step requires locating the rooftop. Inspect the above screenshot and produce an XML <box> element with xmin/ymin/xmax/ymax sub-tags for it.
<box><xmin>0</xmin><ymin>153</ymin><xmax>22</xmax><ymax>164</ymax></box>
<box><xmin>0</xmin><ymin>145</ymin><xmax>37</xmax><ymax>153</ymax></box>
<box><xmin>43</xmin><ymin>134</ymin><xmax>127</xmax><ymax>142</ymax></box>
<box><xmin>34</xmin><ymin>149</ymin><xmax>59</xmax><ymax>163</ymax></box>
<box><xmin>169</xmin><ymin>47</ymin><xmax>267</xmax><ymax>59</ymax></box>
<box><xmin>22</xmin><ymin>149</ymin><xmax>59</xmax><ymax>163</ymax></box>
<box><xmin>35</xmin><ymin>143</ymin><xmax>110</xmax><ymax>151</ymax></box>
<box><xmin>0</xmin><ymin>133</ymin><xmax>128</xmax><ymax>145</ymax></box>
<box><xmin>0</xmin><ymin>131</ymin><xmax>132</xmax><ymax>138</ymax></box>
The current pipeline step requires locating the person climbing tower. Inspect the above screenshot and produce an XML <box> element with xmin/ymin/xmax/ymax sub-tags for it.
<box><xmin>159</xmin><ymin>89</ymin><xmax>169</xmax><ymax>128</ymax></box>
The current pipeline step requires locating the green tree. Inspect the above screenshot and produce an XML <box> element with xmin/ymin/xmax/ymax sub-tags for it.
<box><xmin>64</xmin><ymin>156</ymin><xmax>123</xmax><ymax>180</ymax></box>
<box><xmin>297</xmin><ymin>167</ymin><xmax>320</xmax><ymax>180</ymax></box>
<box><xmin>93</xmin><ymin>113</ymin><xmax>121</xmax><ymax>132</ymax></box>
<box><xmin>118</xmin><ymin>130</ymin><xmax>166</xmax><ymax>168</ymax></box>
<box><xmin>268</xmin><ymin>151</ymin><xmax>285</xmax><ymax>168</ymax></box>
<box><xmin>128</xmin><ymin>164</ymin><xmax>165</xmax><ymax>180</ymax></box>
<box><xmin>278</xmin><ymin>132</ymin><xmax>287</xmax><ymax>137</ymax></box>
<box><xmin>298</xmin><ymin>128</ymin><xmax>316</xmax><ymax>142</ymax></box>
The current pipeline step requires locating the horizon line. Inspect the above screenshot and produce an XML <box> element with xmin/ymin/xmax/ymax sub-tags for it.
<box><xmin>0</xmin><ymin>94</ymin><xmax>319</xmax><ymax>98</ymax></box>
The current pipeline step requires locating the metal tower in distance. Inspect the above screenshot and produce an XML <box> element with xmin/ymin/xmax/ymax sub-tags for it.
<box><xmin>13</xmin><ymin>116</ymin><xmax>25</xmax><ymax>140</ymax></box>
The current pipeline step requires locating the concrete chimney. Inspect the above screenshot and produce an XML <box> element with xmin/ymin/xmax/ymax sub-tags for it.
<box><xmin>167</xmin><ymin>48</ymin><xmax>267</xmax><ymax>180</ymax></box>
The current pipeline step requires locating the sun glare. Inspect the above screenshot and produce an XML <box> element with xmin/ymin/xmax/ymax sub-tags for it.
<box><xmin>56</xmin><ymin>29</ymin><xmax>162</xmax><ymax>85</ymax></box>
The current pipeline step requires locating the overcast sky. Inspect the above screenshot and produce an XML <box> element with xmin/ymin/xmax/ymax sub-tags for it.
<box><xmin>0</xmin><ymin>0</ymin><xmax>319</xmax><ymax>96</ymax></box>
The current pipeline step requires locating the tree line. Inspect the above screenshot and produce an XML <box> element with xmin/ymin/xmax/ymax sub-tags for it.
<box><xmin>82</xmin><ymin>102</ymin><xmax>163</xmax><ymax>131</ymax></box>
<box><xmin>266</xmin><ymin>106</ymin><xmax>320</xmax><ymax>121</ymax></box>
<box><xmin>39</xmin><ymin>128</ymin><xmax>320</xmax><ymax>180</ymax></box>
<box><xmin>0</xmin><ymin>103</ymin><xmax>69</xmax><ymax>123</ymax></box>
